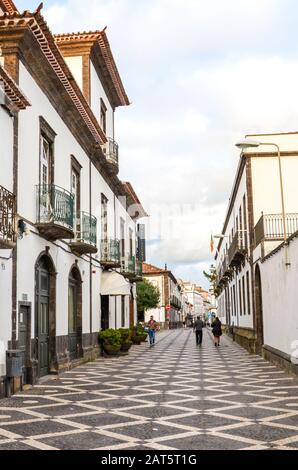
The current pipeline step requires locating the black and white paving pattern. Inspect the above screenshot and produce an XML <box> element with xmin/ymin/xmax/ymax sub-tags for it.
<box><xmin>0</xmin><ymin>329</ymin><xmax>298</xmax><ymax>450</ymax></box>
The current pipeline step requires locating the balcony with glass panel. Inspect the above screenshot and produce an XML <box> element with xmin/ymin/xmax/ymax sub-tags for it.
<box><xmin>102</xmin><ymin>138</ymin><xmax>119</xmax><ymax>174</ymax></box>
<box><xmin>121</xmin><ymin>254</ymin><xmax>136</xmax><ymax>279</ymax></box>
<box><xmin>100</xmin><ymin>238</ymin><xmax>121</xmax><ymax>268</ymax></box>
<box><xmin>36</xmin><ymin>184</ymin><xmax>75</xmax><ymax>241</ymax></box>
<box><xmin>69</xmin><ymin>211</ymin><xmax>97</xmax><ymax>255</ymax></box>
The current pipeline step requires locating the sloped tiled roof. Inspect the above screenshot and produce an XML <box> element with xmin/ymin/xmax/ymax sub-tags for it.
<box><xmin>0</xmin><ymin>7</ymin><xmax>107</xmax><ymax>145</ymax></box>
<box><xmin>142</xmin><ymin>262</ymin><xmax>167</xmax><ymax>275</ymax></box>
<box><xmin>0</xmin><ymin>64</ymin><xmax>30</xmax><ymax>110</ymax></box>
<box><xmin>55</xmin><ymin>30</ymin><xmax>130</xmax><ymax>107</ymax></box>
<box><xmin>122</xmin><ymin>182</ymin><xmax>148</xmax><ymax>219</ymax></box>
<box><xmin>0</xmin><ymin>0</ymin><xmax>18</xmax><ymax>14</ymax></box>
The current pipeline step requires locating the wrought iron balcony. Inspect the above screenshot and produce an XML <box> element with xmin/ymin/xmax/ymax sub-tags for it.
<box><xmin>228</xmin><ymin>231</ymin><xmax>247</xmax><ymax>268</ymax></box>
<box><xmin>170</xmin><ymin>295</ymin><xmax>182</xmax><ymax>309</ymax></box>
<box><xmin>0</xmin><ymin>184</ymin><xmax>16</xmax><ymax>249</ymax></box>
<box><xmin>254</xmin><ymin>213</ymin><xmax>298</xmax><ymax>247</ymax></box>
<box><xmin>217</xmin><ymin>255</ymin><xmax>233</xmax><ymax>286</ymax></box>
<box><xmin>100</xmin><ymin>238</ymin><xmax>121</xmax><ymax>268</ymax></box>
<box><xmin>121</xmin><ymin>254</ymin><xmax>136</xmax><ymax>279</ymax></box>
<box><xmin>102</xmin><ymin>138</ymin><xmax>119</xmax><ymax>174</ymax></box>
<box><xmin>128</xmin><ymin>259</ymin><xmax>143</xmax><ymax>282</ymax></box>
<box><xmin>36</xmin><ymin>184</ymin><xmax>75</xmax><ymax>241</ymax></box>
<box><xmin>69</xmin><ymin>212</ymin><xmax>97</xmax><ymax>255</ymax></box>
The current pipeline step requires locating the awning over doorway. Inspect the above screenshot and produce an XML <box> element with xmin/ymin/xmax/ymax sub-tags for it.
<box><xmin>101</xmin><ymin>271</ymin><xmax>131</xmax><ymax>296</ymax></box>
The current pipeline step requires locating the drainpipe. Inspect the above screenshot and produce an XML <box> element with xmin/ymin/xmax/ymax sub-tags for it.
<box><xmin>235</xmin><ymin>268</ymin><xmax>239</xmax><ymax>328</ymax></box>
<box><xmin>89</xmin><ymin>156</ymin><xmax>92</xmax><ymax>344</ymax></box>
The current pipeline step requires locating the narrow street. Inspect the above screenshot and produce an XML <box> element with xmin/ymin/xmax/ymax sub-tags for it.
<box><xmin>0</xmin><ymin>330</ymin><xmax>298</xmax><ymax>451</ymax></box>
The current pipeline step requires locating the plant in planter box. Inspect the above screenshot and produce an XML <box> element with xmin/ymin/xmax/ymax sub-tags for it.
<box><xmin>99</xmin><ymin>329</ymin><xmax>121</xmax><ymax>356</ymax></box>
<box><xmin>118</xmin><ymin>328</ymin><xmax>133</xmax><ymax>352</ymax></box>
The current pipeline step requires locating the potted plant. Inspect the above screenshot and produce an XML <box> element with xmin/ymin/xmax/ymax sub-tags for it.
<box><xmin>98</xmin><ymin>329</ymin><xmax>121</xmax><ymax>356</ymax></box>
<box><xmin>118</xmin><ymin>328</ymin><xmax>133</xmax><ymax>354</ymax></box>
<box><xmin>137</xmin><ymin>323</ymin><xmax>148</xmax><ymax>342</ymax></box>
<box><xmin>130</xmin><ymin>326</ymin><xmax>143</xmax><ymax>345</ymax></box>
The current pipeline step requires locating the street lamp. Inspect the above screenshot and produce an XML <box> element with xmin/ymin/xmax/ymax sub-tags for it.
<box><xmin>235</xmin><ymin>139</ymin><xmax>287</xmax><ymax>245</ymax></box>
<box><xmin>214</xmin><ymin>234</ymin><xmax>229</xmax><ymax>239</ymax></box>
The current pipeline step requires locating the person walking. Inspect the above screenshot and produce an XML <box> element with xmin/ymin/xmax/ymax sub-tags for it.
<box><xmin>193</xmin><ymin>316</ymin><xmax>204</xmax><ymax>346</ymax></box>
<box><xmin>212</xmin><ymin>317</ymin><xmax>222</xmax><ymax>347</ymax></box>
<box><xmin>147</xmin><ymin>315</ymin><xmax>158</xmax><ymax>346</ymax></box>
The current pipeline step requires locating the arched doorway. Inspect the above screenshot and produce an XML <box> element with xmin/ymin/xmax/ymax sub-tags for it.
<box><xmin>35</xmin><ymin>254</ymin><xmax>56</xmax><ymax>378</ymax></box>
<box><xmin>255</xmin><ymin>265</ymin><xmax>264</xmax><ymax>352</ymax></box>
<box><xmin>68</xmin><ymin>266</ymin><xmax>83</xmax><ymax>361</ymax></box>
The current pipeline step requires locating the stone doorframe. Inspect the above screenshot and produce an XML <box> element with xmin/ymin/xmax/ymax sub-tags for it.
<box><xmin>34</xmin><ymin>250</ymin><xmax>57</xmax><ymax>376</ymax></box>
<box><xmin>68</xmin><ymin>264</ymin><xmax>83</xmax><ymax>359</ymax></box>
<box><xmin>17</xmin><ymin>301</ymin><xmax>32</xmax><ymax>384</ymax></box>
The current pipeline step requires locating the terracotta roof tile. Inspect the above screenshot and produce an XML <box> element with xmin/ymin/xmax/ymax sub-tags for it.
<box><xmin>142</xmin><ymin>262</ymin><xmax>167</xmax><ymax>275</ymax></box>
<box><xmin>0</xmin><ymin>0</ymin><xmax>18</xmax><ymax>14</ymax></box>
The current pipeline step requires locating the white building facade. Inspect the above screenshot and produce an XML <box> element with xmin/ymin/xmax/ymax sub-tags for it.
<box><xmin>180</xmin><ymin>282</ymin><xmax>204</xmax><ymax>319</ymax></box>
<box><xmin>0</xmin><ymin>1</ymin><xmax>146</xmax><ymax>395</ymax></box>
<box><xmin>215</xmin><ymin>132</ymin><xmax>298</xmax><ymax>368</ymax></box>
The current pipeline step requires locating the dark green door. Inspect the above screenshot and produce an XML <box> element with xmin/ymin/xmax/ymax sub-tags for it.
<box><xmin>101</xmin><ymin>295</ymin><xmax>109</xmax><ymax>331</ymax></box>
<box><xmin>68</xmin><ymin>280</ymin><xmax>77</xmax><ymax>361</ymax></box>
<box><xmin>36</xmin><ymin>263</ymin><xmax>50</xmax><ymax>377</ymax></box>
<box><xmin>19</xmin><ymin>306</ymin><xmax>29</xmax><ymax>384</ymax></box>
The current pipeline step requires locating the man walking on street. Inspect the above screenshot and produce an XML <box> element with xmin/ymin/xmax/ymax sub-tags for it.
<box><xmin>193</xmin><ymin>316</ymin><xmax>204</xmax><ymax>346</ymax></box>
<box><xmin>148</xmin><ymin>315</ymin><xmax>158</xmax><ymax>346</ymax></box>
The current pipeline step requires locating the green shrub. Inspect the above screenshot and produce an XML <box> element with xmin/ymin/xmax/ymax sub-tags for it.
<box><xmin>136</xmin><ymin>323</ymin><xmax>145</xmax><ymax>334</ymax></box>
<box><xmin>99</xmin><ymin>329</ymin><xmax>121</xmax><ymax>348</ymax></box>
<box><xmin>118</xmin><ymin>328</ymin><xmax>131</xmax><ymax>345</ymax></box>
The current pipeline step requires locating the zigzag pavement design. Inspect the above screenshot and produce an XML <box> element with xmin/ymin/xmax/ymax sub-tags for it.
<box><xmin>0</xmin><ymin>329</ymin><xmax>297</xmax><ymax>450</ymax></box>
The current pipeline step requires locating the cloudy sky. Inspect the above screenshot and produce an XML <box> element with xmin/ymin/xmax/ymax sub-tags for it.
<box><xmin>15</xmin><ymin>0</ymin><xmax>298</xmax><ymax>288</ymax></box>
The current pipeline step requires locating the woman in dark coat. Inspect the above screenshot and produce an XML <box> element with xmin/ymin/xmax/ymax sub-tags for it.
<box><xmin>212</xmin><ymin>317</ymin><xmax>222</xmax><ymax>347</ymax></box>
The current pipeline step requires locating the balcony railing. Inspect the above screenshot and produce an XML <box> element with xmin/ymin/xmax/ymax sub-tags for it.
<box><xmin>121</xmin><ymin>254</ymin><xmax>136</xmax><ymax>278</ymax></box>
<box><xmin>170</xmin><ymin>295</ymin><xmax>182</xmax><ymax>309</ymax></box>
<box><xmin>103</xmin><ymin>138</ymin><xmax>119</xmax><ymax>172</ymax></box>
<box><xmin>228</xmin><ymin>231</ymin><xmax>247</xmax><ymax>267</ymax></box>
<box><xmin>135</xmin><ymin>260</ymin><xmax>143</xmax><ymax>278</ymax></box>
<box><xmin>36</xmin><ymin>184</ymin><xmax>75</xmax><ymax>240</ymax></box>
<box><xmin>70</xmin><ymin>212</ymin><xmax>97</xmax><ymax>255</ymax></box>
<box><xmin>217</xmin><ymin>254</ymin><xmax>232</xmax><ymax>286</ymax></box>
<box><xmin>0</xmin><ymin>184</ymin><xmax>16</xmax><ymax>249</ymax></box>
<box><xmin>254</xmin><ymin>213</ymin><xmax>298</xmax><ymax>247</ymax></box>
<box><xmin>100</xmin><ymin>238</ymin><xmax>121</xmax><ymax>267</ymax></box>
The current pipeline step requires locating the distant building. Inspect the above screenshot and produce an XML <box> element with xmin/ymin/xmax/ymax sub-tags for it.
<box><xmin>142</xmin><ymin>263</ymin><xmax>182</xmax><ymax>328</ymax></box>
<box><xmin>178</xmin><ymin>281</ymin><xmax>211</xmax><ymax>322</ymax></box>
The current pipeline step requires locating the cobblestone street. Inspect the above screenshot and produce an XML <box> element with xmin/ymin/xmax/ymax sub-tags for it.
<box><xmin>0</xmin><ymin>329</ymin><xmax>298</xmax><ymax>451</ymax></box>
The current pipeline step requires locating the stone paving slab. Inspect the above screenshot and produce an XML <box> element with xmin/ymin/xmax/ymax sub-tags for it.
<box><xmin>0</xmin><ymin>329</ymin><xmax>298</xmax><ymax>450</ymax></box>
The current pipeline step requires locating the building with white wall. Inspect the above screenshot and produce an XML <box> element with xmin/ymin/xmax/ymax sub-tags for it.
<box><xmin>0</xmin><ymin>1</ymin><xmax>146</xmax><ymax>395</ymax></box>
<box><xmin>0</xmin><ymin>62</ymin><xmax>30</xmax><ymax>392</ymax></box>
<box><xmin>260</xmin><ymin>234</ymin><xmax>298</xmax><ymax>374</ymax></box>
<box><xmin>215</xmin><ymin>131</ymin><xmax>298</xmax><ymax>362</ymax></box>
<box><xmin>142</xmin><ymin>263</ymin><xmax>182</xmax><ymax>328</ymax></box>
<box><xmin>180</xmin><ymin>281</ymin><xmax>205</xmax><ymax>319</ymax></box>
